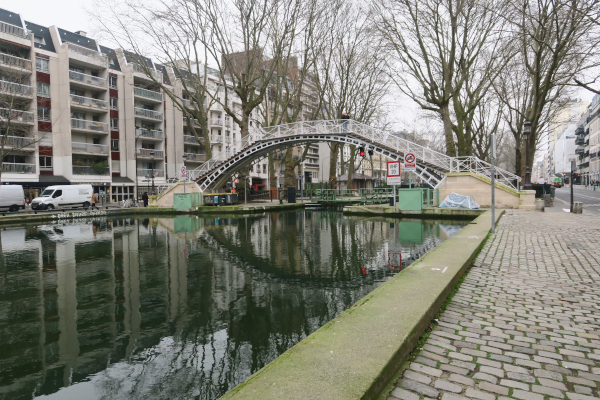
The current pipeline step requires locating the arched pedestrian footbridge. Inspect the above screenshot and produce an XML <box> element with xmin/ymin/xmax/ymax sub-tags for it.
<box><xmin>187</xmin><ymin>119</ymin><xmax>520</xmax><ymax>193</ymax></box>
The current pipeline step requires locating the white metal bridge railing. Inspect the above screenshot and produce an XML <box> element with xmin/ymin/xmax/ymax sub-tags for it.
<box><xmin>186</xmin><ymin>119</ymin><xmax>521</xmax><ymax>191</ymax></box>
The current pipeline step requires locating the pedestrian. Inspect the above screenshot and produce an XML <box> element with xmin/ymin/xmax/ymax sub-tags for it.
<box><xmin>341</xmin><ymin>111</ymin><xmax>350</xmax><ymax>133</ymax></box>
<box><xmin>142</xmin><ymin>192</ymin><xmax>149</xmax><ymax>207</ymax></box>
<box><xmin>91</xmin><ymin>192</ymin><xmax>99</xmax><ymax>210</ymax></box>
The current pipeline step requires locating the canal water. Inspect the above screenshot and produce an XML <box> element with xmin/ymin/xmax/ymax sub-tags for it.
<box><xmin>0</xmin><ymin>210</ymin><xmax>467</xmax><ymax>400</ymax></box>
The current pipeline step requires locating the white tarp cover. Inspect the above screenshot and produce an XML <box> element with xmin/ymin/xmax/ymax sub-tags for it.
<box><xmin>439</xmin><ymin>192</ymin><xmax>480</xmax><ymax>209</ymax></box>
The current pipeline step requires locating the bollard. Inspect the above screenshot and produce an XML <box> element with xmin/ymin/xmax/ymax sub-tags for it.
<box><xmin>535</xmin><ymin>198</ymin><xmax>545</xmax><ymax>212</ymax></box>
<box><xmin>573</xmin><ymin>201</ymin><xmax>583</xmax><ymax>214</ymax></box>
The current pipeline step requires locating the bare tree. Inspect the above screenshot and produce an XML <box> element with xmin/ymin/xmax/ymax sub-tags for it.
<box><xmin>312</xmin><ymin>1</ymin><xmax>390</xmax><ymax>188</ymax></box>
<box><xmin>0</xmin><ymin>70</ymin><xmax>47</xmax><ymax>182</ymax></box>
<box><xmin>375</xmin><ymin>0</ymin><xmax>512</xmax><ymax>157</ymax></box>
<box><xmin>495</xmin><ymin>0</ymin><xmax>599</xmax><ymax>179</ymax></box>
<box><xmin>91</xmin><ymin>0</ymin><xmax>222</xmax><ymax>159</ymax></box>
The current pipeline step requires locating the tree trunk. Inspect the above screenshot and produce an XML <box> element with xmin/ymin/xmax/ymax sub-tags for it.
<box><xmin>347</xmin><ymin>145</ymin><xmax>356</xmax><ymax>189</ymax></box>
<box><xmin>284</xmin><ymin>148</ymin><xmax>297</xmax><ymax>188</ymax></box>
<box><xmin>440</xmin><ymin>103</ymin><xmax>457</xmax><ymax>157</ymax></box>
<box><xmin>329</xmin><ymin>143</ymin><xmax>339</xmax><ymax>188</ymax></box>
<box><xmin>269</xmin><ymin>154</ymin><xmax>276</xmax><ymax>189</ymax></box>
<box><xmin>515</xmin><ymin>146</ymin><xmax>522</xmax><ymax>182</ymax></box>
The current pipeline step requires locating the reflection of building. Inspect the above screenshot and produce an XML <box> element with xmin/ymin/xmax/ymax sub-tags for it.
<box><xmin>0</xmin><ymin>213</ymin><xmax>461</xmax><ymax>399</ymax></box>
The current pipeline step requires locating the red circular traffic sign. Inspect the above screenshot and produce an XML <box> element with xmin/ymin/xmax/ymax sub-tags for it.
<box><xmin>405</xmin><ymin>153</ymin><xmax>416</xmax><ymax>163</ymax></box>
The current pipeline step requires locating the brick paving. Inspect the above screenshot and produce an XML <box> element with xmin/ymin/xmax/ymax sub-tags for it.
<box><xmin>389</xmin><ymin>210</ymin><xmax>600</xmax><ymax>400</ymax></box>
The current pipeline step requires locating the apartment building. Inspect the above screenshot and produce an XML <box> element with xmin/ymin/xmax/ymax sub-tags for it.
<box><xmin>575</xmin><ymin>94</ymin><xmax>600</xmax><ymax>185</ymax></box>
<box><xmin>0</xmin><ymin>8</ymin><xmax>283</xmax><ymax>200</ymax></box>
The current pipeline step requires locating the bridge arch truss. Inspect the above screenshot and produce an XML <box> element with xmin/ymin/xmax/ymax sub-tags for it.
<box><xmin>188</xmin><ymin>120</ymin><xmax>520</xmax><ymax>193</ymax></box>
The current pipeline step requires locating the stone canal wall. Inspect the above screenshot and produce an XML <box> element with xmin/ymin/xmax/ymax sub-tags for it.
<box><xmin>220</xmin><ymin>210</ymin><xmax>501</xmax><ymax>400</ymax></box>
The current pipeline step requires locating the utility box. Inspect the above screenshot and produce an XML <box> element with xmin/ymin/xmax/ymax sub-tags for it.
<box><xmin>397</xmin><ymin>189</ymin><xmax>423</xmax><ymax>211</ymax></box>
<box><xmin>288</xmin><ymin>187</ymin><xmax>296</xmax><ymax>203</ymax></box>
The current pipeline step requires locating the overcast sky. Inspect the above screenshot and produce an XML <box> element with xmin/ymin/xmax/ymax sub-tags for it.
<box><xmin>8</xmin><ymin>0</ymin><xmax>597</xmax><ymax>157</ymax></box>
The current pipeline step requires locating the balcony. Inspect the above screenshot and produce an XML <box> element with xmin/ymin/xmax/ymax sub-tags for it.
<box><xmin>184</xmin><ymin>135</ymin><xmax>203</xmax><ymax>144</ymax></box>
<box><xmin>135</xmin><ymin>128</ymin><xmax>163</xmax><ymax>140</ymax></box>
<box><xmin>224</xmin><ymin>118</ymin><xmax>232</xmax><ymax>127</ymax></box>
<box><xmin>69</xmin><ymin>70</ymin><xmax>107</xmax><ymax>88</ymax></box>
<box><xmin>134</xmin><ymin>107</ymin><xmax>163</xmax><ymax>120</ymax></box>
<box><xmin>0</xmin><ymin>107</ymin><xmax>34</xmax><ymax>124</ymax></box>
<box><xmin>211</xmin><ymin>135</ymin><xmax>223</xmax><ymax>143</ymax></box>
<box><xmin>71</xmin><ymin>118</ymin><xmax>108</xmax><ymax>133</ymax></box>
<box><xmin>575</xmin><ymin>146</ymin><xmax>585</xmax><ymax>154</ymax></box>
<box><xmin>137</xmin><ymin>168</ymin><xmax>164</xmax><ymax>178</ymax></box>
<box><xmin>0</xmin><ymin>80</ymin><xmax>33</xmax><ymax>98</ymax></box>
<box><xmin>183</xmin><ymin>117</ymin><xmax>200</xmax><ymax>126</ymax></box>
<box><xmin>2</xmin><ymin>135</ymin><xmax>35</xmax><ymax>149</ymax></box>
<box><xmin>210</xmin><ymin>118</ymin><xmax>222</xmax><ymax>127</ymax></box>
<box><xmin>67</xmin><ymin>43</ymin><xmax>107</xmax><ymax>67</ymax></box>
<box><xmin>136</xmin><ymin>148</ymin><xmax>164</xmax><ymax>158</ymax></box>
<box><xmin>70</xmin><ymin>94</ymin><xmax>108</xmax><ymax>111</ymax></box>
<box><xmin>0</xmin><ymin>52</ymin><xmax>32</xmax><ymax>72</ymax></box>
<box><xmin>184</xmin><ymin>153</ymin><xmax>206</xmax><ymax>162</ymax></box>
<box><xmin>2</xmin><ymin>162</ymin><xmax>35</xmax><ymax>174</ymax></box>
<box><xmin>72</xmin><ymin>165</ymin><xmax>110</xmax><ymax>175</ymax></box>
<box><xmin>575</xmin><ymin>135</ymin><xmax>585</xmax><ymax>145</ymax></box>
<box><xmin>272</xmin><ymin>152</ymin><xmax>286</xmax><ymax>160</ymax></box>
<box><xmin>71</xmin><ymin>142</ymin><xmax>109</xmax><ymax>155</ymax></box>
<box><xmin>134</xmin><ymin>87</ymin><xmax>163</xmax><ymax>102</ymax></box>
<box><xmin>0</xmin><ymin>21</ymin><xmax>30</xmax><ymax>39</ymax></box>
<box><xmin>132</xmin><ymin>63</ymin><xmax>163</xmax><ymax>81</ymax></box>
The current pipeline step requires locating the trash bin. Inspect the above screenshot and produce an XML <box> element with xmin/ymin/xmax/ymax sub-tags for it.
<box><xmin>288</xmin><ymin>187</ymin><xmax>296</xmax><ymax>203</ymax></box>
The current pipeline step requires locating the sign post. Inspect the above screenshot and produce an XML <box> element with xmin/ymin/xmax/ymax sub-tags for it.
<box><xmin>387</xmin><ymin>161</ymin><xmax>402</xmax><ymax>206</ymax></box>
<box><xmin>180</xmin><ymin>165</ymin><xmax>187</xmax><ymax>194</ymax></box>
<box><xmin>404</xmin><ymin>153</ymin><xmax>416</xmax><ymax>189</ymax></box>
<box><xmin>491</xmin><ymin>133</ymin><xmax>495</xmax><ymax>234</ymax></box>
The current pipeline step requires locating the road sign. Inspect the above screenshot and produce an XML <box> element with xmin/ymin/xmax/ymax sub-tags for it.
<box><xmin>387</xmin><ymin>161</ymin><xmax>402</xmax><ymax>185</ymax></box>
<box><xmin>180</xmin><ymin>165</ymin><xmax>187</xmax><ymax>181</ymax></box>
<box><xmin>388</xmin><ymin>250</ymin><xmax>403</xmax><ymax>271</ymax></box>
<box><xmin>404</xmin><ymin>153</ymin><xmax>416</xmax><ymax>171</ymax></box>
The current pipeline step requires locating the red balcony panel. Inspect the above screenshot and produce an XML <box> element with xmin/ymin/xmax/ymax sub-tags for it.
<box><xmin>40</xmin><ymin>170</ymin><xmax>54</xmax><ymax>175</ymax></box>
<box><xmin>111</xmin><ymin>131</ymin><xmax>119</xmax><ymax>139</ymax></box>
<box><xmin>36</xmin><ymin>71</ymin><xmax>50</xmax><ymax>84</ymax></box>
<box><xmin>110</xmin><ymin>110</ymin><xmax>118</xmax><ymax>119</ymax></box>
<box><xmin>37</xmin><ymin>97</ymin><xmax>51</xmax><ymax>108</ymax></box>
<box><xmin>111</xmin><ymin>151</ymin><xmax>120</xmax><ymax>160</ymax></box>
<box><xmin>38</xmin><ymin>121</ymin><xmax>52</xmax><ymax>132</ymax></box>
<box><xmin>112</xmin><ymin>172</ymin><xmax>121</xmax><ymax>177</ymax></box>
<box><xmin>110</xmin><ymin>88</ymin><xmax>118</xmax><ymax>98</ymax></box>
<box><xmin>39</xmin><ymin>146</ymin><xmax>53</xmax><ymax>156</ymax></box>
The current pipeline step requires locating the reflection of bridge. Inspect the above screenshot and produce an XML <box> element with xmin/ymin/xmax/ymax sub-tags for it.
<box><xmin>187</xmin><ymin>119</ymin><xmax>520</xmax><ymax>192</ymax></box>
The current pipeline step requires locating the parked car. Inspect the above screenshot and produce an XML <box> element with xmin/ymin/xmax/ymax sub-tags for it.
<box><xmin>31</xmin><ymin>185</ymin><xmax>93</xmax><ymax>210</ymax></box>
<box><xmin>0</xmin><ymin>185</ymin><xmax>25</xmax><ymax>212</ymax></box>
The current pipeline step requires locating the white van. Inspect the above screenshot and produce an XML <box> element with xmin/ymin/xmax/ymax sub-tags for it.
<box><xmin>31</xmin><ymin>185</ymin><xmax>93</xmax><ymax>210</ymax></box>
<box><xmin>0</xmin><ymin>185</ymin><xmax>25</xmax><ymax>212</ymax></box>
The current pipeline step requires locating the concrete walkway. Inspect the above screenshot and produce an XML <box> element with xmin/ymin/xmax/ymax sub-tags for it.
<box><xmin>388</xmin><ymin>210</ymin><xmax>600</xmax><ymax>400</ymax></box>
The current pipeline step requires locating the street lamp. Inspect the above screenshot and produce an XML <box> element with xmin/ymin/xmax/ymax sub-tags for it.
<box><xmin>523</xmin><ymin>121</ymin><xmax>532</xmax><ymax>190</ymax></box>
<box><xmin>150</xmin><ymin>150</ymin><xmax>156</xmax><ymax>195</ymax></box>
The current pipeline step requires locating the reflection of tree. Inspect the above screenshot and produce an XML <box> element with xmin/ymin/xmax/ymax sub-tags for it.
<box><xmin>1</xmin><ymin>213</ymin><xmax>456</xmax><ymax>400</ymax></box>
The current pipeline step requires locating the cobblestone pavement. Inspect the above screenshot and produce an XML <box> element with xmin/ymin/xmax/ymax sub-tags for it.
<box><xmin>389</xmin><ymin>210</ymin><xmax>600</xmax><ymax>400</ymax></box>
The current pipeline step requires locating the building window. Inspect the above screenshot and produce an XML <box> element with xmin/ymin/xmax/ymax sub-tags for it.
<box><xmin>37</xmin><ymin>82</ymin><xmax>50</xmax><ymax>98</ymax></box>
<box><xmin>93</xmin><ymin>137</ymin><xmax>100</xmax><ymax>145</ymax></box>
<box><xmin>37</xmin><ymin>106</ymin><xmax>51</xmax><ymax>122</ymax></box>
<box><xmin>110</xmin><ymin>118</ymin><xmax>119</xmax><ymax>130</ymax></box>
<box><xmin>34</xmin><ymin>35</ymin><xmax>45</xmax><ymax>45</ymax></box>
<box><xmin>39</xmin><ymin>156</ymin><xmax>52</xmax><ymax>170</ymax></box>
<box><xmin>250</xmin><ymin>164</ymin><xmax>253</xmax><ymax>172</ymax></box>
<box><xmin>262</xmin><ymin>164</ymin><xmax>267</xmax><ymax>174</ymax></box>
<box><xmin>109</xmin><ymin>76</ymin><xmax>117</xmax><ymax>89</ymax></box>
<box><xmin>111</xmin><ymin>139</ymin><xmax>119</xmax><ymax>151</ymax></box>
<box><xmin>36</xmin><ymin>57</ymin><xmax>49</xmax><ymax>73</ymax></box>
<box><xmin>110</xmin><ymin>97</ymin><xmax>118</xmax><ymax>110</ymax></box>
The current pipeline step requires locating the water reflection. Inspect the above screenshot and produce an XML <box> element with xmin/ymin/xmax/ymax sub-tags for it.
<box><xmin>0</xmin><ymin>211</ymin><xmax>466</xmax><ymax>400</ymax></box>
